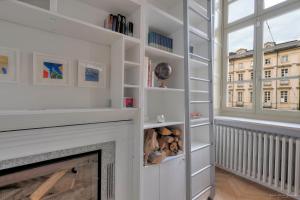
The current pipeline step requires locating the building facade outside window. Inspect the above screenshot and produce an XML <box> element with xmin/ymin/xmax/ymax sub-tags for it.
<box><xmin>281</xmin><ymin>68</ymin><xmax>288</xmax><ymax>77</ymax></box>
<box><xmin>281</xmin><ymin>55</ymin><xmax>288</xmax><ymax>63</ymax></box>
<box><xmin>238</xmin><ymin>73</ymin><xmax>243</xmax><ymax>81</ymax></box>
<box><xmin>265</xmin><ymin>58</ymin><xmax>271</xmax><ymax>65</ymax></box>
<box><xmin>265</xmin><ymin>70</ymin><xmax>271</xmax><ymax>78</ymax></box>
<box><xmin>264</xmin><ymin>91</ymin><xmax>271</xmax><ymax>103</ymax></box>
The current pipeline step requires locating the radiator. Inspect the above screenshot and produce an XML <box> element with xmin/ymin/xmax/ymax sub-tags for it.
<box><xmin>215</xmin><ymin>124</ymin><xmax>300</xmax><ymax>199</ymax></box>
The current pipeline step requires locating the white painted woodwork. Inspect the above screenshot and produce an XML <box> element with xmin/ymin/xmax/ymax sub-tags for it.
<box><xmin>191</xmin><ymin>146</ymin><xmax>210</xmax><ymax>174</ymax></box>
<box><xmin>160</xmin><ymin>157</ymin><xmax>186</xmax><ymax>200</ymax></box>
<box><xmin>191</xmin><ymin>166</ymin><xmax>212</xmax><ymax>198</ymax></box>
<box><xmin>142</xmin><ymin>166</ymin><xmax>160</xmax><ymax>200</ymax></box>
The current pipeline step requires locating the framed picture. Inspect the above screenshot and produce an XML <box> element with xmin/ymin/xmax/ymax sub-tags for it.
<box><xmin>78</xmin><ymin>60</ymin><xmax>106</xmax><ymax>88</ymax></box>
<box><xmin>33</xmin><ymin>52</ymin><xmax>71</xmax><ymax>86</ymax></box>
<box><xmin>0</xmin><ymin>47</ymin><xmax>19</xmax><ymax>83</ymax></box>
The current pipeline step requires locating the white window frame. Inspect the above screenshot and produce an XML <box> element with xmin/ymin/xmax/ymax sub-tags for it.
<box><xmin>280</xmin><ymin>91</ymin><xmax>288</xmax><ymax>103</ymax></box>
<box><xmin>264</xmin><ymin>91</ymin><xmax>271</xmax><ymax>103</ymax></box>
<box><xmin>221</xmin><ymin>0</ymin><xmax>300</xmax><ymax>122</ymax></box>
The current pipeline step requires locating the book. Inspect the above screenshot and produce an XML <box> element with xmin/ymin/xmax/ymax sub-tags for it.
<box><xmin>144</xmin><ymin>57</ymin><xmax>149</xmax><ymax>87</ymax></box>
<box><xmin>112</xmin><ymin>15</ymin><xmax>118</xmax><ymax>32</ymax></box>
<box><xmin>148</xmin><ymin>31</ymin><xmax>173</xmax><ymax>52</ymax></box>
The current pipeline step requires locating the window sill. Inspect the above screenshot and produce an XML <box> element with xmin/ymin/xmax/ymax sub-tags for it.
<box><xmin>215</xmin><ymin>116</ymin><xmax>300</xmax><ymax>138</ymax></box>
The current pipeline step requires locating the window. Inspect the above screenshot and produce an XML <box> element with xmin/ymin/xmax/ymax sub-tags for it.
<box><xmin>238</xmin><ymin>73</ymin><xmax>244</xmax><ymax>81</ymax></box>
<box><xmin>238</xmin><ymin>92</ymin><xmax>243</xmax><ymax>102</ymax></box>
<box><xmin>224</xmin><ymin>0</ymin><xmax>300</xmax><ymax>116</ymax></box>
<box><xmin>228</xmin><ymin>74</ymin><xmax>232</xmax><ymax>82</ymax></box>
<box><xmin>250</xmin><ymin>92</ymin><xmax>253</xmax><ymax>103</ymax></box>
<box><xmin>264</xmin><ymin>70</ymin><xmax>271</xmax><ymax>78</ymax></box>
<box><xmin>281</xmin><ymin>55</ymin><xmax>288</xmax><ymax>63</ymax></box>
<box><xmin>281</xmin><ymin>69</ymin><xmax>288</xmax><ymax>77</ymax></box>
<box><xmin>264</xmin><ymin>91</ymin><xmax>271</xmax><ymax>103</ymax></box>
<box><xmin>228</xmin><ymin>0</ymin><xmax>255</xmax><ymax>23</ymax></box>
<box><xmin>226</xmin><ymin>25</ymin><xmax>254</xmax><ymax>109</ymax></box>
<box><xmin>264</xmin><ymin>0</ymin><xmax>287</xmax><ymax>9</ymax></box>
<box><xmin>280</xmin><ymin>91</ymin><xmax>288</xmax><ymax>103</ymax></box>
<box><xmin>265</xmin><ymin>58</ymin><xmax>271</xmax><ymax>65</ymax></box>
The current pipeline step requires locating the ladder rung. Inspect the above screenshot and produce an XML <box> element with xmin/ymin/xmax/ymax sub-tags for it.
<box><xmin>190</xmin><ymin>76</ymin><xmax>210</xmax><ymax>82</ymax></box>
<box><xmin>189</xmin><ymin>7</ymin><xmax>210</xmax><ymax>21</ymax></box>
<box><xmin>191</xmin><ymin>123</ymin><xmax>210</xmax><ymax>128</ymax></box>
<box><xmin>190</xmin><ymin>53</ymin><xmax>210</xmax><ymax>62</ymax></box>
<box><xmin>190</xmin><ymin>90</ymin><xmax>209</xmax><ymax>94</ymax></box>
<box><xmin>189</xmin><ymin>27</ymin><xmax>209</xmax><ymax>41</ymax></box>
<box><xmin>190</xmin><ymin>101</ymin><xmax>210</xmax><ymax>104</ymax></box>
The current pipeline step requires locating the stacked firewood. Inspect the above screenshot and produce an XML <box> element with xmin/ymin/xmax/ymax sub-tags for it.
<box><xmin>144</xmin><ymin>127</ymin><xmax>183</xmax><ymax>165</ymax></box>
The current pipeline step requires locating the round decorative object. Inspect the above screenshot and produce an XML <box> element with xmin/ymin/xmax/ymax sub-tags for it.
<box><xmin>154</xmin><ymin>63</ymin><xmax>172</xmax><ymax>87</ymax></box>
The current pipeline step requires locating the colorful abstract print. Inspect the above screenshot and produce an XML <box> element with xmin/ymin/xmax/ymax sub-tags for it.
<box><xmin>0</xmin><ymin>55</ymin><xmax>8</xmax><ymax>75</ymax></box>
<box><xmin>43</xmin><ymin>62</ymin><xmax>63</xmax><ymax>79</ymax></box>
<box><xmin>85</xmin><ymin>67</ymin><xmax>99</xmax><ymax>82</ymax></box>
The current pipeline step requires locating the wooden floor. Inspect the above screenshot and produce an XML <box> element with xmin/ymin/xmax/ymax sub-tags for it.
<box><xmin>214</xmin><ymin>168</ymin><xmax>294</xmax><ymax>200</ymax></box>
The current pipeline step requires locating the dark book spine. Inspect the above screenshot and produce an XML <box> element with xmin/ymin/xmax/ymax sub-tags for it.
<box><xmin>121</xmin><ymin>16</ymin><xmax>126</xmax><ymax>34</ymax></box>
<box><xmin>117</xmin><ymin>14</ymin><xmax>122</xmax><ymax>33</ymax></box>
<box><xmin>112</xmin><ymin>15</ymin><xmax>117</xmax><ymax>32</ymax></box>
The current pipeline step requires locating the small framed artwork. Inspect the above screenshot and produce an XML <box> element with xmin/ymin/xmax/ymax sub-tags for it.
<box><xmin>0</xmin><ymin>47</ymin><xmax>19</xmax><ymax>83</ymax></box>
<box><xmin>33</xmin><ymin>52</ymin><xmax>71</xmax><ymax>86</ymax></box>
<box><xmin>78</xmin><ymin>60</ymin><xmax>106</xmax><ymax>88</ymax></box>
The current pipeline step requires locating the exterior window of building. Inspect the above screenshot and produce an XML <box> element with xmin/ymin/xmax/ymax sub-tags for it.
<box><xmin>265</xmin><ymin>58</ymin><xmax>271</xmax><ymax>65</ymax></box>
<box><xmin>250</xmin><ymin>92</ymin><xmax>253</xmax><ymax>103</ymax></box>
<box><xmin>238</xmin><ymin>73</ymin><xmax>244</xmax><ymax>81</ymax></box>
<box><xmin>228</xmin><ymin>91</ymin><xmax>232</xmax><ymax>102</ymax></box>
<box><xmin>224</xmin><ymin>0</ymin><xmax>300</xmax><ymax>116</ymax></box>
<box><xmin>264</xmin><ymin>70</ymin><xmax>271</xmax><ymax>78</ymax></box>
<box><xmin>281</xmin><ymin>55</ymin><xmax>288</xmax><ymax>63</ymax></box>
<box><xmin>238</xmin><ymin>63</ymin><xmax>243</xmax><ymax>69</ymax></box>
<box><xmin>228</xmin><ymin>74</ymin><xmax>232</xmax><ymax>82</ymax></box>
<box><xmin>280</xmin><ymin>91</ymin><xmax>288</xmax><ymax>103</ymax></box>
<box><xmin>238</xmin><ymin>92</ymin><xmax>243</xmax><ymax>102</ymax></box>
<box><xmin>264</xmin><ymin>91</ymin><xmax>271</xmax><ymax>103</ymax></box>
<box><xmin>281</xmin><ymin>69</ymin><xmax>288</xmax><ymax>77</ymax></box>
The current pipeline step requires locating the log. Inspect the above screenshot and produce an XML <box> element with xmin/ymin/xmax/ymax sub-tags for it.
<box><xmin>170</xmin><ymin>142</ymin><xmax>179</xmax><ymax>155</ymax></box>
<box><xmin>172</xmin><ymin>129</ymin><xmax>182</xmax><ymax>136</ymax></box>
<box><xmin>148</xmin><ymin>151</ymin><xmax>166</xmax><ymax>164</ymax></box>
<box><xmin>144</xmin><ymin>129</ymin><xmax>159</xmax><ymax>164</ymax></box>
<box><xmin>159</xmin><ymin>127</ymin><xmax>172</xmax><ymax>136</ymax></box>
<box><xmin>158</xmin><ymin>138</ymin><xmax>168</xmax><ymax>150</ymax></box>
<box><xmin>178</xmin><ymin>140</ymin><xmax>183</xmax><ymax>150</ymax></box>
<box><xmin>30</xmin><ymin>170</ymin><xmax>68</xmax><ymax>200</ymax></box>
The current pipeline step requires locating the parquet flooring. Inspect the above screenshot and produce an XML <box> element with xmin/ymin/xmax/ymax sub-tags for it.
<box><xmin>214</xmin><ymin>168</ymin><xmax>294</xmax><ymax>200</ymax></box>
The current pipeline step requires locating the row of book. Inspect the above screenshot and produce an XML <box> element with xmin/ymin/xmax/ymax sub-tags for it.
<box><xmin>148</xmin><ymin>32</ymin><xmax>173</xmax><ymax>52</ymax></box>
<box><xmin>104</xmin><ymin>14</ymin><xmax>134</xmax><ymax>36</ymax></box>
<box><xmin>144</xmin><ymin>57</ymin><xmax>155</xmax><ymax>88</ymax></box>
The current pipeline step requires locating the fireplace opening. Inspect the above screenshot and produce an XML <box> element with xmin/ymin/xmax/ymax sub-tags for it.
<box><xmin>0</xmin><ymin>151</ymin><xmax>101</xmax><ymax>200</ymax></box>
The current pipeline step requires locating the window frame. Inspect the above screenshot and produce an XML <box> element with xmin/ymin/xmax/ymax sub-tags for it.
<box><xmin>221</xmin><ymin>0</ymin><xmax>300</xmax><ymax>122</ymax></box>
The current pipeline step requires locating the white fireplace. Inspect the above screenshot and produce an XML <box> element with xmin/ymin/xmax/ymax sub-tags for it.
<box><xmin>0</xmin><ymin>121</ymin><xmax>134</xmax><ymax>200</ymax></box>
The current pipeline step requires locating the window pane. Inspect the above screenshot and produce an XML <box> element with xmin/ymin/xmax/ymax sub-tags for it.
<box><xmin>228</xmin><ymin>0</ymin><xmax>254</xmax><ymax>23</ymax></box>
<box><xmin>262</xmin><ymin>9</ymin><xmax>300</xmax><ymax>111</ymax></box>
<box><xmin>227</xmin><ymin>26</ymin><xmax>254</xmax><ymax>109</ymax></box>
<box><xmin>264</xmin><ymin>0</ymin><xmax>287</xmax><ymax>9</ymax></box>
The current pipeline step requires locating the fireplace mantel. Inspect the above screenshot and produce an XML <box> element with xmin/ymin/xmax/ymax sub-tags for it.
<box><xmin>0</xmin><ymin>108</ymin><xmax>137</xmax><ymax>131</ymax></box>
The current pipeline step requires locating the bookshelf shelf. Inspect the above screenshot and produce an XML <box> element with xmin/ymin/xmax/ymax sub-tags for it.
<box><xmin>191</xmin><ymin>142</ymin><xmax>210</xmax><ymax>152</ymax></box>
<box><xmin>145</xmin><ymin>87</ymin><xmax>184</xmax><ymax>92</ymax></box>
<box><xmin>146</xmin><ymin>4</ymin><xmax>183</xmax><ymax>36</ymax></box>
<box><xmin>0</xmin><ymin>1</ymin><xmax>140</xmax><ymax>46</ymax></box>
<box><xmin>124</xmin><ymin>61</ymin><xmax>140</xmax><ymax>68</ymax></box>
<box><xmin>145</xmin><ymin>46</ymin><xmax>184</xmax><ymax>62</ymax></box>
<box><xmin>144</xmin><ymin>121</ymin><xmax>184</xmax><ymax>129</ymax></box>
<box><xmin>124</xmin><ymin>84</ymin><xmax>140</xmax><ymax>88</ymax></box>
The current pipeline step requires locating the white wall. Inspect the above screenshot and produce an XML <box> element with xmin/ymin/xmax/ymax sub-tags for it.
<box><xmin>0</xmin><ymin>20</ymin><xmax>111</xmax><ymax>110</ymax></box>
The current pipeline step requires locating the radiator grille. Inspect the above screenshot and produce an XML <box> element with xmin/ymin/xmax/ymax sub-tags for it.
<box><xmin>215</xmin><ymin>124</ymin><xmax>300</xmax><ymax>199</ymax></box>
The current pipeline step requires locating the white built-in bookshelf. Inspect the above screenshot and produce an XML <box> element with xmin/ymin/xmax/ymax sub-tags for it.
<box><xmin>0</xmin><ymin>0</ymin><xmax>214</xmax><ymax>199</ymax></box>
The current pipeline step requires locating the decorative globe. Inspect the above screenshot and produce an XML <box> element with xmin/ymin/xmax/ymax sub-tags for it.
<box><xmin>154</xmin><ymin>63</ymin><xmax>172</xmax><ymax>88</ymax></box>
<box><xmin>154</xmin><ymin>63</ymin><xmax>172</xmax><ymax>80</ymax></box>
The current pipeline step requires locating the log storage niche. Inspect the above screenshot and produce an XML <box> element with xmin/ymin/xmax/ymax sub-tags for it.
<box><xmin>144</xmin><ymin>125</ymin><xmax>184</xmax><ymax>165</ymax></box>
